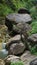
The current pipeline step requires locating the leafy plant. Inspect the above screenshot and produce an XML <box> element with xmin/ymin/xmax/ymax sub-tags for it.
<box><xmin>11</xmin><ymin>61</ymin><xmax>24</xmax><ymax>65</ymax></box>
<box><xmin>30</xmin><ymin>6</ymin><xmax>37</xmax><ymax>20</ymax></box>
<box><xmin>30</xmin><ymin>45</ymin><xmax>37</xmax><ymax>55</ymax></box>
<box><xmin>0</xmin><ymin>4</ymin><xmax>13</xmax><ymax>16</ymax></box>
<box><xmin>29</xmin><ymin>21</ymin><xmax>37</xmax><ymax>35</ymax></box>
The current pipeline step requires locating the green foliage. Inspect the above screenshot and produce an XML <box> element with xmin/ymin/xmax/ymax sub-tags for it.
<box><xmin>0</xmin><ymin>4</ymin><xmax>13</xmax><ymax>16</ymax></box>
<box><xmin>29</xmin><ymin>21</ymin><xmax>37</xmax><ymax>35</ymax></box>
<box><xmin>11</xmin><ymin>61</ymin><xmax>24</xmax><ymax>65</ymax></box>
<box><xmin>30</xmin><ymin>6</ymin><xmax>37</xmax><ymax>20</ymax></box>
<box><xmin>30</xmin><ymin>46</ymin><xmax>37</xmax><ymax>55</ymax></box>
<box><xmin>0</xmin><ymin>0</ymin><xmax>37</xmax><ymax>20</ymax></box>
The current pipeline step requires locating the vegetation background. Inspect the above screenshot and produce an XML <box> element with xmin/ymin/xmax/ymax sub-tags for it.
<box><xmin>0</xmin><ymin>0</ymin><xmax>37</xmax><ymax>20</ymax></box>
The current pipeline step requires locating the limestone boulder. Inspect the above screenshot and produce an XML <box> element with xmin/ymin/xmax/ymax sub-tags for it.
<box><xmin>5</xmin><ymin>35</ymin><xmax>21</xmax><ymax>50</ymax></box>
<box><xmin>4</xmin><ymin>55</ymin><xmax>20</xmax><ymax>65</ymax></box>
<box><xmin>13</xmin><ymin>23</ymin><xmax>31</xmax><ymax>34</ymax></box>
<box><xmin>30</xmin><ymin>58</ymin><xmax>37</xmax><ymax>65</ymax></box>
<box><xmin>5</xmin><ymin>13</ymin><xmax>32</xmax><ymax>31</ymax></box>
<box><xmin>8</xmin><ymin>41</ymin><xmax>25</xmax><ymax>55</ymax></box>
<box><xmin>28</xmin><ymin>34</ymin><xmax>37</xmax><ymax>43</ymax></box>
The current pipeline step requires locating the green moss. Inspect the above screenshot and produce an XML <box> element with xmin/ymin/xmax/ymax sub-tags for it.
<box><xmin>11</xmin><ymin>61</ymin><xmax>24</xmax><ymax>65</ymax></box>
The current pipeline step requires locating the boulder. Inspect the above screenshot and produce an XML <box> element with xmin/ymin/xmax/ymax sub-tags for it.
<box><xmin>8</xmin><ymin>41</ymin><xmax>25</xmax><ymax>55</ymax></box>
<box><xmin>27</xmin><ymin>34</ymin><xmax>37</xmax><ymax>50</ymax></box>
<box><xmin>20</xmin><ymin>51</ymin><xmax>37</xmax><ymax>65</ymax></box>
<box><xmin>13</xmin><ymin>23</ymin><xmax>32</xmax><ymax>49</ymax></box>
<box><xmin>5</xmin><ymin>13</ymin><xmax>32</xmax><ymax>31</ymax></box>
<box><xmin>5</xmin><ymin>13</ymin><xmax>32</xmax><ymax>24</ymax></box>
<box><xmin>28</xmin><ymin>34</ymin><xmax>37</xmax><ymax>43</ymax></box>
<box><xmin>30</xmin><ymin>58</ymin><xmax>37</xmax><ymax>65</ymax></box>
<box><xmin>5</xmin><ymin>35</ymin><xmax>21</xmax><ymax>49</ymax></box>
<box><xmin>4</xmin><ymin>55</ymin><xmax>21</xmax><ymax>65</ymax></box>
<box><xmin>13</xmin><ymin>23</ymin><xmax>31</xmax><ymax>34</ymax></box>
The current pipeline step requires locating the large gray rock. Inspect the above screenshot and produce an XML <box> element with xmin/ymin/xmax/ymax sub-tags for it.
<box><xmin>6</xmin><ymin>13</ymin><xmax>32</xmax><ymax>24</ymax></box>
<box><xmin>8</xmin><ymin>41</ymin><xmax>25</xmax><ymax>55</ymax></box>
<box><xmin>20</xmin><ymin>51</ymin><xmax>37</xmax><ymax>65</ymax></box>
<box><xmin>28</xmin><ymin>34</ymin><xmax>37</xmax><ymax>43</ymax></box>
<box><xmin>4</xmin><ymin>55</ymin><xmax>21</xmax><ymax>65</ymax></box>
<box><xmin>28</xmin><ymin>34</ymin><xmax>37</xmax><ymax>49</ymax></box>
<box><xmin>13</xmin><ymin>23</ymin><xmax>32</xmax><ymax>49</ymax></box>
<box><xmin>13</xmin><ymin>23</ymin><xmax>31</xmax><ymax>34</ymax></box>
<box><xmin>5</xmin><ymin>35</ymin><xmax>21</xmax><ymax>49</ymax></box>
<box><xmin>30</xmin><ymin>58</ymin><xmax>37</xmax><ymax>65</ymax></box>
<box><xmin>5</xmin><ymin>13</ymin><xmax>32</xmax><ymax>31</ymax></box>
